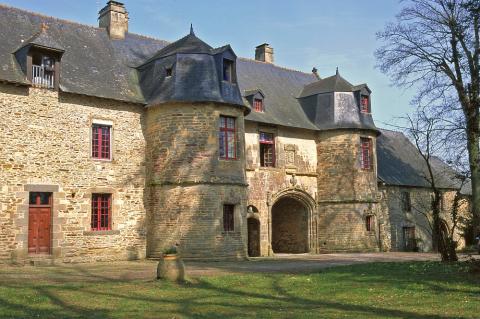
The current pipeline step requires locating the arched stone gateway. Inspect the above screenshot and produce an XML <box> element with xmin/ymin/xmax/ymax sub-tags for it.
<box><xmin>270</xmin><ymin>189</ymin><xmax>316</xmax><ymax>254</ymax></box>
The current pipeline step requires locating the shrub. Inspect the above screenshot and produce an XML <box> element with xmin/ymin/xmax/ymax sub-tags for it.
<box><xmin>163</xmin><ymin>246</ymin><xmax>178</xmax><ymax>255</ymax></box>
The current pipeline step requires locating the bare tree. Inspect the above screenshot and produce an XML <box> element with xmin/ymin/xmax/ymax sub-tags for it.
<box><xmin>402</xmin><ymin>110</ymin><xmax>470</xmax><ymax>261</ymax></box>
<box><xmin>376</xmin><ymin>0</ymin><xmax>480</xmax><ymax>238</ymax></box>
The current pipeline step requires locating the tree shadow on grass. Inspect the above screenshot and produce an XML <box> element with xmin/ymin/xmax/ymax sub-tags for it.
<box><xmin>0</xmin><ymin>262</ymin><xmax>479</xmax><ymax>318</ymax></box>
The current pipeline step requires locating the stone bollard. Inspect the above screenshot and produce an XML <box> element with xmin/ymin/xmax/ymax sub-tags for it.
<box><xmin>157</xmin><ymin>254</ymin><xmax>185</xmax><ymax>282</ymax></box>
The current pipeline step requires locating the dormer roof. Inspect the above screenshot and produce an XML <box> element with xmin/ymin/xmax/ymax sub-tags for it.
<box><xmin>140</xmin><ymin>32</ymin><xmax>213</xmax><ymax>66</ymax></box>
<box><xmin>22</xmin><ymin>25</ymin><xmax>65</xmax><ymax>53</ymax></box>
<box><xmin>137</xmin><ymin>29</ymin><xmax>246</xmax><ymax>111</ymax></box>
<box><xmin>298</xmin><ymin>72</ymin><xmax>354</xmax><ymax>98</ymax></box>
<box><xmin>243</xmin><ymin>88</ymin><xmax>265</xmax><ymax>98</ymax></box>
<box><xmin>212</xmin><ymin>44</ymin><xmax>236</xmax><ymax>57</ymax></box>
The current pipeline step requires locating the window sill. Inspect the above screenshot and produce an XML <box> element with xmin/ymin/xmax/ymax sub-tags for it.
<box><xmin>83</xmin><ymin>230</ymin><xmax>120</xmax><ymax>236</ymax></box>
<box><xmin>91</xmin><ymin>158</ymin><xmax>113</xmax><ymax>163</ymax></box>
<box><xmin>219</xmin><ymin>158</ymin><xmax>239</xmax><ymax>161</ymax></box>
<box><xmin>222</xmin><ymin>80</ymin><xmax>238</xmax><ymax>85</ymax></box>
<box><xmin>258</xmin><ymin>167</ymin><xmax>281</xmax><ymax>172</ymax></box>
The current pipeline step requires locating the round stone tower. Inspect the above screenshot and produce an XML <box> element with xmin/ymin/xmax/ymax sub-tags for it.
<box><xmin>299</xmin><ymin>71</ymin><xmax>381</xmax><ymax>252</ymax></box>
<box><xmin>138</xmin><ymin>29</ymin><xmax>250</xmax><ymax>259</ymax></box>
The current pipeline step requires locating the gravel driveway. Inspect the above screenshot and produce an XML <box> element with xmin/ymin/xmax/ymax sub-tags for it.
<box><xmin>0</xmin><ymin>252</ymin><xmax>456</xmax><ymax>283</ymax></box>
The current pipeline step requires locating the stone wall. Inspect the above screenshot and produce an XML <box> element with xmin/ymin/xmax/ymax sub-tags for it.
<box><xmin>316</xmin><ymin>130</ymin><xmax>378</xmax><ymax>201</ymax></box>
<box><xmin>244</xmin><ymin>121</ymin><xmax>318</xmax><ymax>256</ymax></box>
<box><xmin>316</xmin><ymin>129</ymin><xmax>381</xmax><ymax>252</ymax></box>
<box><xmin>0</xmin><ymin>84</ymin><xmax>147</xmax><ymax>263</ymax></box>
<box><xmin>145</xmin><ymin>102</ymin><xmax>248</xmax><ymax>259</ymax></box>
<box><xmin>381</xmin><ymin>185</ymin><xmax>470</xmax><ymax>252</ymax></box>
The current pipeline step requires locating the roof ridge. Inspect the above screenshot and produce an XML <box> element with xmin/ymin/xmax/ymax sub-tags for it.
<box><xmin>0</xmin><ymin>3</ymin><xmax>101</xmax><ymax>30</ymax></box>
<box><xmin>238</xmin><ymin>57</ymin><xmax>315</xmax><ymax>76</ymax></box>
<box><xmin>126</xmin><ymin>32</ymin><xmax>170</xmax><ymax>44</ymax></box>
<box><xmin>0</xmin><ymin>3</ymin><xmax>177</xmax><ymax>46</ymax></box>
<box><xmin>1</xmin><ymin>3</ymin><xmax>316</xmax><ymax>80</ymax></box>
<box><xmin>378</xmin><ymin>127</ymin><xmax>404</xmax><ymax>134</ymax></box>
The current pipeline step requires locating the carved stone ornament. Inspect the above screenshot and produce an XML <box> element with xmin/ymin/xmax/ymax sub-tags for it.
<box><xmin>289</xmin><ymin>173</ymin><xmax>298</xmax><ymax>187</ymax></box>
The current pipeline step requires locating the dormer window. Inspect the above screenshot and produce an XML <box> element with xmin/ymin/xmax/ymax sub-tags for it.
<box><xmin>31</xmin><ymin>52</ymin><xmax>56</xmax><ymax>89</ymax></box>
<box><xmin>223</xmin><ymin>58</ymin><xmax>236</xmax><ymax>83</ymax></box>
<box><xmin>361</xmin><ymin>95</ymin><xmax>370</xmax><ymax>113</ymax></box>
<box><xmin>254</xmin><ymin>98</ymin><xmax>264</xmax><ymax>112</ymax></box>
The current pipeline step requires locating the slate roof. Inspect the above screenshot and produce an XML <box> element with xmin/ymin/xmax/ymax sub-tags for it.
<box><xmin>296</xmin><ymin>71</ymin><xmax>378</xmax><ymax>133</ymax></box>
<box><xmin>137</xmin><ymin>31</ymin><xmax>245</xmax><ymax>108</ymax></box>
<box><xmin>299</xmin><ymin>71</ymin><xmax>354</xmax><ymax>98</ymax></box>
<box><xmin>0</xmin><ymin>4</ymin><xmax>168</xmax><ymax>102</ymax></box>
<box><xmin>23</xmin><ymin>28</ymin><xmax>65</xmax><ymax>52</ymax></box>
<box><xmin>377</xmin><ymin>129</ymin><xmax>467</xmax><ymax>191</ymax></box>
<box><xmin>237</xmin><ymin>58</ymin><xmax>318</xmax><ymax>130</ymax></box>
<box><xmin>0</xmin><ymin>4</ymin><xmax>313</xmax><ymax>112</ymax></box>
<box><xmin>140</xmin><ymin>31</ymin><xmax>213</xmax><ymax>65</ymax></box>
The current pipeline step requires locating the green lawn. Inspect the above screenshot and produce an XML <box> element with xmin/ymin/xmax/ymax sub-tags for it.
<box><xmin>0</xmin><ymin>262</ymin><xmax>479</xmax><ymax>319</ymax></box>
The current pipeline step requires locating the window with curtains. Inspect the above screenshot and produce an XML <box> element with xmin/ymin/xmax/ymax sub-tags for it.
<box><xmin>91</xmin><ymin>193</ymin><xmax>112</xmax><ymax>231</ymax></box>
<box><xmin>219</xmin><ymin>116</ymin><xmax>237</xmax><ymax>160</ymax></box>
<box><xmin>360</xmin><ymin>137</ymin><xmax>373</xmax><ymax>170</ymax></box>
<box><xmin>223</xmin><ymin>204</ymin><xmax>235</xmax><ymax>232</ymax></box>
<box><xmin>259</xmin><ymin>132</ymin><xmax>275</xmax><ymax>167</ymax></box>
<box><xmin>92</xmin><ymin>124</ymin><xmax>111</xmax><ymax>160</ymax></box>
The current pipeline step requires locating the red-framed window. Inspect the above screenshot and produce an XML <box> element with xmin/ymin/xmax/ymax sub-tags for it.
<box><xmin>92</xmin><ymin>124</ymin><xmax>111</xmax><ymax>160</ymax></box>
<box><xmin>219</xmin><ymin>116</ymin><xmax>237</xmax><ymax>159</ymax></box>
<box><xmin>223</xmin><ymin>204</ymin><xmax>235</xmax><ymax>232</ymax></box>
<box><xmin>360</xmin><ymin>137</ymin><xmax>373</xmax><ymax>170</ymax></box>
<box><xmin>361</xmin><ymin>95</ymin><xmax>370</xmax><ymax>113</ymax></box>
<box><xmin>253</xmin><ymin>99</ymin><xmax>264</xmax><ymax>112</ymax></box>
<box><xmin>259</xmin><ymin>132</ymin><xmax>275</xmax><ymax>167</ymax></box>
<box><xmin>91</xmin><ymin>193</ymin><xmax>112</xmax><ymax>231</ymax></box>
<box><xmin>366</xmin><ymin>215</ymin><xmax>375</xmax><ymax>232</ymax></box>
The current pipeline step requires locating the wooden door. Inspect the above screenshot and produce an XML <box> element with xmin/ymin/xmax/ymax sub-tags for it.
<box><xmin>28</xmin><ymin>193</ymin><xmax>52</xmax><ymax>254</ymax></box>
<box><xmin>403</xmin><ymin>226</ymin><xmax>416</xmax><ymax>251</ymax></box>
<box><xmin>248</xmin><ymin>218</ymin><xmax>260</xmax><ymax>257</ymax></box>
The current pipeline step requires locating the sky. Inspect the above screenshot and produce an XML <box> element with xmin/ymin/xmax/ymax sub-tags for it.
<box><xmin>2</xmin><ymin>0</ymin><xmax>416</xmax><ymax>125</ymax></box>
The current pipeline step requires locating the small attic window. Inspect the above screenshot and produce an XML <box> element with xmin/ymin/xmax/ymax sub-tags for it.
<box><xmin>223</xmin><ymin>59</ymin><xmax>236</xmax><ymax>83</ymax></box>
<box><xmin>254</xmin><ymin>98</ymin><xmax>264</xmax><ymax>112</ymax></box>
<box><xmin>30</xmin><ymin>52</ymin><xmax>57</xmax><ymax>89</ymax></box>
<box><xmin>166</xmin><ymin>67</ymin><xmax>173</xmax><ymax>77</ymax></box>
<box><xmin>361</xmin><ymin>95</ymin><xmax>370</xmax><ymax>113</ymax></box>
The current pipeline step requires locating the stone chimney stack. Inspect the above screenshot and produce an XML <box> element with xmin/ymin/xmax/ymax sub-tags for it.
<box><xmin>255</xmin><ymin>43</ymin><xmax>274</xmax><ymax>64</ymax></box>
<box><xmin>98</xmin><ymin>1</ymin><xmax>129</xmax><ymax>40</ymax></box>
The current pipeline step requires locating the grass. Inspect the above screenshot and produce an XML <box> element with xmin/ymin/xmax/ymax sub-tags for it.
<box><xmin>0</xmin><ymin>261</ymin><xmax>479</xmax><ymax>318</ymax></box>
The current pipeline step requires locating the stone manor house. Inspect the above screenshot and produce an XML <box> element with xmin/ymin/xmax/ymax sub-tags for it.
<box><xmin>0</xmin><ymin>2</ymin><xmax>469</xmax><ymax>263</ymax></box>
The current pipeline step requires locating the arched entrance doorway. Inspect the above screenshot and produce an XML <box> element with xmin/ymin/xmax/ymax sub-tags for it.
<box><xmin>247</xmin><ymin>218</ymin><xmax>260</xmax><ymax>257</ymax></box>
<box><xmin>272</xmin><ymin>196</ymin><xmax>309</xmax><ymax>253</ymax></box>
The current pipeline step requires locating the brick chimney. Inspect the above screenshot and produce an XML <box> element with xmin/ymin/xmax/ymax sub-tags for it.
<box><xmin>98</xmin><ymin>1</ymin><xmax>129</xmax><ymax>40</ymax></box>
<box><xmin>255</xmin><ymin>43</ymin><xmax>274</xmax><ymax>64</ymax></box>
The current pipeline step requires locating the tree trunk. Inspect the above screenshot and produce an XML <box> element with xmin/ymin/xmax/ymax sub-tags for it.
<box><xmin>432</xmin><ymin>190</ymin><xmax>458</xmax><ymax>262</ymax></box>
<box><xmin>465</xmin><ymin>107</ymin><xmax>480</xmax><ymax>238</ymax></box>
